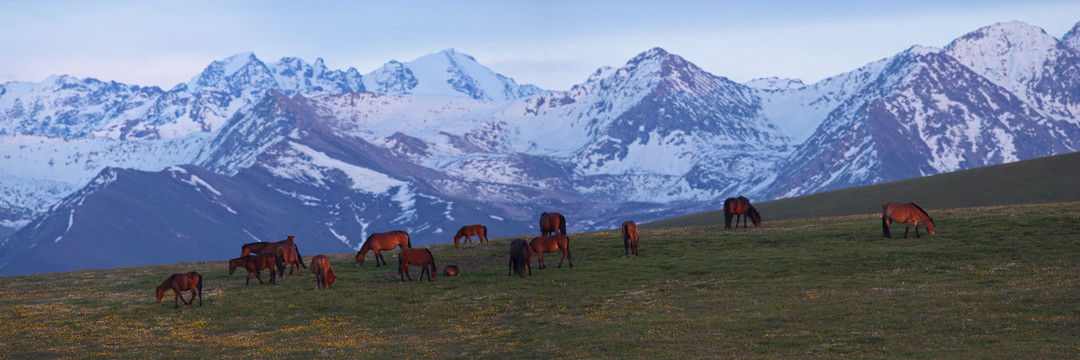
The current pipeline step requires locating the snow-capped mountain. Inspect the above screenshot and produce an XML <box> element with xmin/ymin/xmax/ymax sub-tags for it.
<box><xmin>363</xmin><ymin>48</ymin><xmax>547</xmax><ymax>101</ymax></box>
<box><xmin>3</xmin><ymin>20</ymin><xmax>1080</xmax><ymax>275</ymax></box>
<box><xmin>0</xmin><ymin>50</ymin><xmax>543</xmax><ymax>242</ymax></box>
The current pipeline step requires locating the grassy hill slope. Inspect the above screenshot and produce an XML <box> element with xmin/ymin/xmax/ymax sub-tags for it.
<box><xmin>646</xmin><ymin>151</ymin><xmax>1080</xmax><ymax>229</ymax></box>
<box><xmin>2</xmin><ymin>202</ymin><xmax>1079</xmax><ymax>358</ymax></box>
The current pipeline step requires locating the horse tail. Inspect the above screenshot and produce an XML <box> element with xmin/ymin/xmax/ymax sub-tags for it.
<box><xmin>723</xmin><ymin>198</ymin><xmax>734</xmax><ymax>228</ymax></box>
<box><xmin>482</xmin><ymin>225</ymin><xmax>488</xmax><ymax>239</ymax></box>
<box><xmin>406</xmin><ymin>233</ymin><xmax>412</xmax><ymax>248</ymax></box>
<box><xmin>559</xmin><ymin>214</ymin><xmax>567</xmax><ymax>235</ymax></box>
<box><xmin>425</xmin><ymin>248</ymin><xmax>435</xmax><ymax>270</ymax></box>
<box><xmin>882</xmin><ymin>213</ymin><xmax>891</xmax><ymax>238</ymax></box>
<box><xmin>197</xmin><ymin>273</ymin><xmax>204</xmax><ymax>295</ymax></box>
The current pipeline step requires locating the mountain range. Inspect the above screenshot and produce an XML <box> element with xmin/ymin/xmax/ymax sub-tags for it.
<box><xmin>1</xmin><ymin>20</ymin><xmax>1078</xmax><ymax>275</ymax></box>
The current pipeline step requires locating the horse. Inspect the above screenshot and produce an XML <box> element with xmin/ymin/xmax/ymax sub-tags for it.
<box><xmin>443</xmin><ymin>265</ymin><xmax>461</xmax><ymax>276</ymax></box>
<box><xmin>882</xmin><ymin>202</ymin><xmax>935</xmax><ymax>238</ymax></box>
<box><xmin>530</xmin><ymin>234</ymin><xmax>572</xmax><ymax>269</ymax></box>
<box><xmin>453</xmin><ymin>224</ymin><xmax>489</xmax><ymax>247</ymax></box>
<box><xmin>155</xmin><ymin>272</ymin><xmax>203</xmax><ymax>309</ymax></box>
<box><xmin>508</xmin><ymin>238</ymin><xmax>532</xmax><ymax>277</ymax></box>
<box><xmin>240</xmin><ymin>235</ymin><xmax>306</xmax><ymax>276</ymax></box>
<box><xmin>397</xmin><ymin>248</ymin><xmax>436</xmax><ymax>282</ymax></box>
<box><xmin>356</xmin><ymin>230</ymin><xmax>411</xmax><ymax>267</ymax></box>
<box><xmin>310</xmin><ymin>255</ymin><xmax>336</xmax><ymax>289</ymax></box>
<box><xmin>539</xmin><ymin>212</ymin><xmax>567</xmax><ymax>237</ymax></box>
<box><xmin>622</xmin><ymin>220</ymin><xmax>639</xmax><ymax>256</ymax></box>
<box><xmin>724</xmin><ymin>196</ymin><xmax>761</xmax><ymax>229</ymax></box>
<box><xmin>229</xmin><ymin>254</ymin><xmax>278</xmax><ymax>285</ymax></box>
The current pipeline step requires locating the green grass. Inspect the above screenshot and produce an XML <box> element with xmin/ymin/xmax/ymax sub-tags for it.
<box><xmin>2</xmin><ymin>203</ymin><xmax>1080</xmax><ymax>358</ymax></box>
<box><xmin>646</xmin><ymin>151</ymin><xmax>1080</xmax><ymax>228</ymax></box>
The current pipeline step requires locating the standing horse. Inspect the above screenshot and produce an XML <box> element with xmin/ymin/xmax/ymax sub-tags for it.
<box><xmin>356</xmin><ymin>230</ymin><xmax>411</xmax><ymax>267</ymax></box>
<box><xmin>508</xmin><ymin>238</ymin><xmax>532</xmax><ymax>277</ymax></box>
<box><xmin>882</xmin><ymin>202</ymin><xmax>935</xmax><ymax>238</ymax></box>
<box><xmin>530</xmin><ymin>234</ymin><xmax>572</xmax><ymax>269</ymax></box>
<box><xmin>622</xmin><ymin>220</ymin><xmax>639</xmax><ymax>256</ymax></box>
<box><xmin>229</xmin><ymin>254</ymin><xmax>278</xmax><ymax>285</ymax></box>
<box><xmin>310</xmin><ymin>255</ymin><xmax>336</xmax><ymax>289</ymax></box>
<box><xmin>539</xmin><ymin>212</ymin><xmax>567</xmax><ymax>237</ymax></box>
<box><xmin>155</xmin><ymin>272</ymin><xmax>203</xmax><ymax>309</ymax></box>
<box><xmin>724</xmin><ymin>196</ymin><xmax>761</xmax><ymax>229</ymax></box>
<box><xmin>454</xmin><ymin>224</ymin><xmax>489</xmax><ymax>247</ymax></box>
<box><xmin>398</xmin><ymin>248</ymin><xmax>437</xmax><ymax>282</ymax></box>
<box><xmin>241</xmin><ymin>235</ymin><xmax>306</xmax><ymax>277</ymax></box>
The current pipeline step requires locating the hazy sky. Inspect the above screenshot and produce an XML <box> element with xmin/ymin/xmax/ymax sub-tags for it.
<box><xmin>2</xmin><ymin>0</ymin><xmax>1078</xmax><ymax>91</ymax></box>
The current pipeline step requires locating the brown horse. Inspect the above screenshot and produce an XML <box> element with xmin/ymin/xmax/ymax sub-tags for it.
<box><xmin>508</xmin><ymin>238</ymin><xmax>532</xmax><ymax>277</ymax></box>
<box><xmin>310</xmin><ymin>255</ymin><xmax>336</xmax><ymax>289</ymax></box>
<box><xmin>453</xmin><ymin>224</ymin><xmax>489</xmax><ymax>247</ymax></box>
<box><xmin>724</xmin><ymin>196</ymin><xmax>761</xmax><ymax>229</ymax></box>
<box><xmin>240</xmin><ymin>235</ymin><xmax>307</xmax><ymax>277</ymax></box>
<box><xmin>398</xmin><ymin>248</ymin><xmax>437</xmax><ymax>282</ymax></box>
<box><xmin>539</xmin><ymin>212</ymin><xmax>567</xmax><ymax>237</ymax></box>
<box><xmin>530</xmin><ymin>234</ymin><xmax>572</xmax><ymax>269</ymax></box>
<box><xmin>229</xmin><ymin>254</ymin><xmax>278</xmax><ymax>285</ymax></box>
<box><xmin>882</xmin><ymin>202</ymin><xmax>935</xmax><ymax>238</ymax></box>
<box><xmin>622</xmin><ymin>220</ymin><xmax>639</xmax><ymax>256</ymax></box>
<box><xmin>155</xmin><ymin>272</ymin><xmax>203</xmax><ymax>309</ymax></box>
<box><xmin>356</xmin><ymin>230</ymin><xmax>411</xmax><ymax>267</ymax></box>
<box><xmin>443</xmin><ymin>265</ymin><xmax>460</xmax><ymax>276</ymax></box>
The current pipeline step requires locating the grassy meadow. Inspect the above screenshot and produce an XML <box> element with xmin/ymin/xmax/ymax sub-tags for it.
<box><xmin>2</xmin><ymin>202</ymin><xmax>1079</xmax><ymax>358</ymax></box>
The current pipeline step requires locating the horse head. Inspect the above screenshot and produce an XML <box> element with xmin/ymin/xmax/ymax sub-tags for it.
<box><xmin>751</xmin><ymin>208</ymin><xmax>762</xmax><ymax>227</ymax></box>
<box><xmin>354</xmin><ymin>250</ymin><xmax>365</xmax><ymax>267</ymax></box>
<box><xmin>228</xmin><ymin>258</ymin><xmax>240</xmax><ymax>275</ymax></box>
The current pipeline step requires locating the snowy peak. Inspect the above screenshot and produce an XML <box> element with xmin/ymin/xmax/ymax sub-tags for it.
<box><xmin>1064</xmin><ymin>21</ymin><xmax>1080</xmax><ymax>54</ymax></box>
<box><xmin>186</xmin><ymin>52</ymin><xmax>273</xmax><ymax>95</ymax></box>
<box><xmin>363</xmin><ymin>49</ymin><xmax>546</xmax><ymax>102</ymax></box>
<box><xmin>745</xmin><ymin>77</ymin><xmax>806</xmax><ymax>91</ymax></box>
<box><xmin>944</xmin><ymin>21</ymin><xmax>1062</xmax><ymax>95</ymax></box>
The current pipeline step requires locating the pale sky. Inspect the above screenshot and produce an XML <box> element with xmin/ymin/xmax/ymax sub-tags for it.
<box><xmin>1</xmin><ymin>0</ymin><xmax>1078</xmax><ymax>91</ymax></box>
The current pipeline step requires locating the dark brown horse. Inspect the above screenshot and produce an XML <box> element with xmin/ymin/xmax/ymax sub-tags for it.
<box><xmin>622</xmin><ymin>220</ymin><xmax>639</xmax><ymax>256</ymax></box>
<box><xmin>508</xmin><ymin>238</ymin><xmax>532</xmax><ymax>277</ymax></box>
<box><xmin>882</xmin><ymin>202</ymin><xmax>935</xmax><ymax>238</ymax></box>
<box><xmin>530</xmin><ymin>234</ymin><xmax>572</xmax><ymax>269</ymax></box>
<box><xmin>240</xmin><ymin>235</ymin><xmax>307</xmax><ymax>277</ymax></box>
<box><xmin>454</xmin><ymin>224</ymin><xmax>489</xmax><ymax>247</ymax></box>
<box><xmin>539</xmin><ymin>212</ymin><xmax>567</xmax><ymax>237</ymax></box>
<box><xmin>229</xmin><ymin>254</ymin><xmax>278</xmax><ymax>285</ymax></box>
<box><xmin>356</xmin><ymin>230</ymin><xmax>411</xmax><ymax>267</ymax></box>
<box><xmin>398</xmin><ymin>248</ymin><xmax>437</xmax><ymax>282</ymax></box>
<box><xmin>156</xmin><ymin>272</ymin><xmax>203</xmax><ymax>309</ymax></box>
<box><xmin>443</xmin><ymin>265</ymin><xmax>460</xmax><ymax>276</ymax></box>
<box><xmin>724</xmin><ymin>196</ymin><xmax>761</xmax><ymax>229</ymax></box>
<box><xmin>310</xmin><ymin>255</ymin><xmax>336</xmax><ymax>289</ymax></box>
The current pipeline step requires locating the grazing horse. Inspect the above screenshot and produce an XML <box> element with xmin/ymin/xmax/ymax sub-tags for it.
<box><xmin>240</xmin><ymin>235</ymin><xmax>307</xmax><ymax>277</ymax></box>
<box><xmin>443</xmin><ymin>265</ymin><xmax>461</xmax><ymax>277</ymax></box>
<box><xmin>882</xmin><ymin>202</ymin><xmax>935</xmax><ymax>238</ymax></box>
<box><xmin>398</xmin><ymin>248</ymin><xmax>437</xmax><ymax>282</ymax></box>
<box><xmin>724</xmin><ymin>196</ymin><xmax>761</xmax><ymax>229</ymax></box>
<box><xmin>356</xmin><ymin>230</ymin><xmax>411</xmax><ymax>267</ymax></box>
<box><xmin>539</xmin><ymin>212</ymin><xmax>567</xmax><ymax>237</ymax></box>
<box><xmin>454</xmin><ymin>224</ymin><xmax>489</xmax><ymax>247</ymax></box>
<box><xmin>508</xmin><ymin>238</ymin><xmax>532</xmax><ymax>277</ymax></box>
<box><xmin>229</xmin><ymin>254</ymin><xmax>278</xmax><ymax>285</ymax></box>
<box><xmin>310</xmin><ymin>255</ymin><xmax>336</xmax><ymax>289</ymax></box>
<box><xmin>155</xmin><ymin>272</ymin><xmax>203</xmax><ymax>309</ymax></box>
<box><xmin>530</xmin><ymin>234</ymin><xmax>572</xmax><ymax>269</ymax></box>
<box><xmin>622</xmin><ymin>220</ymin><xmax>639</xmax><ymax>256</ymax></box>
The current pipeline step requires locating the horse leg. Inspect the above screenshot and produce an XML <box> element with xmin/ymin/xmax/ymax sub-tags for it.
<box><xmin>536</xmin><ymin>253</ymin><xmax>545</xmax><ymax>269</ymax></box>
<box><xmin>632</xmin><ymin>240</ymin><xmax>638</xmax><ymax>256</ymax></box>
<box><xmin>173</xmin><ymin>291</ymin><xmax>180</xmax><ymax>309</ymax></box>
<box><xmin>567</xmin><ymin>249</ymin><xmax>573</xmax><ymax>268</ymax></box>
<box><xmin>557</xmin><ymin>250</ymin><xmax>565</xmax><ymax>268</ymax></box>
<box><xmin>914</xmin><ymin>220</ymin><xmax>921</xmax><ymax>238</ymax></box>
<box><xmin>903</xmin><ymin>222</ymin><xmax>911</xmax><ymax>239</ymax></box>
<box><xmin>255</xmin><ymin>270</ymin><xmax>264</xmax><ymax>284</ymax></box>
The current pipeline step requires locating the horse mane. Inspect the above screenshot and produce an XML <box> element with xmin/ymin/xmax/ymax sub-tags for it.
<box><xmin>909</xmin><ymin>203</ymin><xmax>933</xmax><ymax>223</ymax></box>
<box><xmin>424</xmin><ymin>248</ymin><xmax>435</xmax><ymax>269</ymax></box>
<box><xmin>359</xmin><ymin>234</ymin><xmax>374</xmax><ymax>253</ymax></box>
